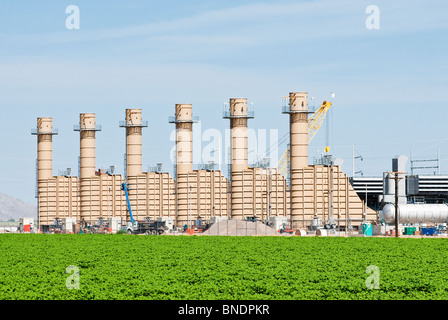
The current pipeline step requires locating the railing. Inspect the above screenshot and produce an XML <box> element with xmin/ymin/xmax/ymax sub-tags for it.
<box><xmin>282</xmin><ymin>104</ymin><xmax>316</xmax><ymax>114</ymax></box>
<box><xmin>119</xmin><ymin>120</ymin><xmax>149</xmax><ymax>127</ymax></box>
<box><xmin>222</xmin><ymin>110</ymin><xmax>255</xmax><ymax>119</ymax></box>
<box><xmin>168</xmin><ymin>116</ymin><xmax>199</xmax><ymax>123</ymax></box>
<box><xmin>73</xmin><ymin>125</ymin><xmax>102</xmax><ymax>131</ymax></box>
<box><xmin>31</xmin><ymin>128</ymin><xmax>58</xmax><ymax>135</ymax></box>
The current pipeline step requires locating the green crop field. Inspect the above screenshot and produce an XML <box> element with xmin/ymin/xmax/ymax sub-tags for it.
<box><xmin>0</xmin><ymin>234</ymin><xmax>447</xmax><ymax>300</ymax></box>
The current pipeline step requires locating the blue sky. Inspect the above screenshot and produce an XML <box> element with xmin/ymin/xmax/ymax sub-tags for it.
<box><xmin>1</xmin><ymin>0</ymin><xmax>447</xmax><ymax>205</ymax></box>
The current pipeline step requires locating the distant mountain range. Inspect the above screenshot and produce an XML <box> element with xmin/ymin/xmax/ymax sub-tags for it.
<box><xmin>0</xmin><ymin>193</ymin><xmax>37</xmax><ymax>221</ymax></box>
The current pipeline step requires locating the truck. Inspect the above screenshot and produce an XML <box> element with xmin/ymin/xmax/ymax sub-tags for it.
<box><xmin>126</xmin><ymin>220</ymin><xmax>166</xmax><ymax>235</ymax></box>
<box><xmin>121</xmin><ymin>182</ymin><xmax>166</xmax><ymax>235</ymax></box>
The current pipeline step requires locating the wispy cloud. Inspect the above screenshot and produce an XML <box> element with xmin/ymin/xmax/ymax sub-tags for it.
<box><xmin>3</xmin><ymin>0</ymin><xmax>447</xmax><ymax>51</ymax></box>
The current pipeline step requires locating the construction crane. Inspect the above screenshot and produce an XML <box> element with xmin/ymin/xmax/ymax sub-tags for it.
<box><xmin>277</xmin><ymin>100</ymin><xmax>333</xmax><ymax>180</ymax></box>
<box><xmin>121</xmin><ymin>183</ymin><xmax>166</xmax><ymax>235</ymax></box>
<box><xmin>121</xmin><ymin>183</ymin><xmax>135</xmax><ymax>223</ymax></box>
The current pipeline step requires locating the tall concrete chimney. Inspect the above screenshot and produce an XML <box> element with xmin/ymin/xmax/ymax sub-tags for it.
<box><xmin>288</xmin><ymin>92</ymin><xmax>309</xmax><ymax>170</ymax></box>
<box><xmin>32</xmin><ymin>117</ymin><xmax>57</xmax><ymax>182</ymax></box>
<box><xmin>120</xmin><ymin>108</ymin><xmax>148</xmax><ymax>178</ymax></box>
<box><xmin>283</xmin><ymin>92</ymin><xmax>310</xmax><ymax>228</ymax></box>
<box><xmin>228</xmin><ymin>98</ymin><xmax>251</xmax><ymax>172</ymax></box>
<box><xmin>74</xmin><ymin>113</ymin><xmax>101</xmax><ymax>223</ymax></box>
<box><xmin>223</xmin><ymin>98</ymin><xmax>254</xmax><ymax>219</ymax></box>
<box><xmin>169</xmin><ymin>104</ymin><xmax>197</xmax><ymax>227</ymax></box>
<box><xmin>171</xmin><ymin>104</ymin><xmax>194</xmax><ymax>177</ymax></box>
<box><xmin>75</xmin><ymin>113</ymin><xmax>101</xmax><ymax>179</ymax></box>
<box><xmin>32</xmin><ymin>118</ymin><xmax>58</xmax><ymax>227</ymax></box>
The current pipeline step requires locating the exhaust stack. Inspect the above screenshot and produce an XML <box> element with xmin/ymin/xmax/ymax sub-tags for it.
<box><xmin>120</xmin><ymin>108</ymin><xmax>148</xmax><ymax>177</ymax></box>
<box><xmin>227</xmin><ymin>98</ymin><xmax>252</xmax><ymax>173</ymax></box>
<box><xmin>75</xmin><ymin>113</ymin><xmax>101</xmax><ymax>223</ymax></box>
<box><xmin>171</xmin><ymin>104</ymin><xmax>195</xmax><ymax>177</ymax></box>
<box><xmin>223</xmin><ymin>98</ymin><xmax>254</xmax><ymax>219</ymax></box>
<box><xmin>288</xmin><ymin>92</ymin><xmax>309</xmax><ymax>170</ymax></box>
<box><xmin>75</xmin><ymin>113</ymin><xmax>101</xmax><ymax>179</ymax></box>
<box><xmin>283</xmin><ymin>92</ymin><xmax>310</xmax><ymax>227</ymax></box>
<box><xmin>32</xmin><ymin>117</ymin><xmax>58</xmax><ymax>182</ymax></box>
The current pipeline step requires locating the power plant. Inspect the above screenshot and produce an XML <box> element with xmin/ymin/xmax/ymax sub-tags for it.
<box><xmin>28</xmin><ymin>92</ymin><xmax>446</xmax><ymax>237</ymax></box>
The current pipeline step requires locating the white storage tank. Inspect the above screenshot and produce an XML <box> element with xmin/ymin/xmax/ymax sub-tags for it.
<box><xmin>382</xmin><ymin>203</ymin><xmax>448</xmax><ymax>224</ymax></box>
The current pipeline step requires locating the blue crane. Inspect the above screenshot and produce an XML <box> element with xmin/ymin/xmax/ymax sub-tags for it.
<box><xmin>120</xmin><ymin>182</ymin><xmax>166</xmax><ymax>235</ymax></box>
<box><xmin>121</xmin><ymin>183</ymin><xmax>134</xmax><ymax>223</ymax></box>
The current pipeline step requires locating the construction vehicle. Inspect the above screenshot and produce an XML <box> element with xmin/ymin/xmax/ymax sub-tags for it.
<box><xmin>126</xmin><ymin>220</ymin><xmax>166</xmax><ymax>235</ymax></box>
<box><xmin>79</xmin><ymin>217</ymin><xmax>112</xmax><ymax>234</ymax></box>
<box><xmin>193</xmin><ymin>219</ymin><xmax>211</xmax><ymax>233</ymax></box>
<box><xmin>277</xmin><ymin>99</ymin><xmax>333</xmax><ymax>179</ymax></box>
<box><xmin>121</xmin><ymin>183</ymin><xmax>166</xmax><ymax>235</ymax></box>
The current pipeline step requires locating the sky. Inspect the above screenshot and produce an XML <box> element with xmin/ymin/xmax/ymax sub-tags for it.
<box><xmin>0</xmin><ymin>0</ymin><xmax>447</xmax><ymax>205</ymax></box>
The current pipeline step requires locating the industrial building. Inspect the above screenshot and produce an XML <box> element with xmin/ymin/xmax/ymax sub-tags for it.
<box><xmin>32</xmin><ymin>92</ymin><xmax>378</xmax><ymax>233</ymax></box>
<box><xmin>349</xmin><ymin>155</ymin><xmax>448</xmax><ymax>236</ymax></box>
<box><xmin>351</xmin><ymin>155</ymin><xmax>448</xmax><ymax>209</ymax></box>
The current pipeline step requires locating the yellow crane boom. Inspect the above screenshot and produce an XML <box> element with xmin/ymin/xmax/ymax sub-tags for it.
<box><xmin>277</xmin><ymin>100</ymin><xmax>332</xmax><ymax>179</ymax></box>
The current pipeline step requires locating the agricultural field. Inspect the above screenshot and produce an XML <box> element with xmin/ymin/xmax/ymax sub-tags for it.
<box><xmin>0</xmin><ymin>234</ymin><xmax>447</xmax><ymax>300</ymax></box>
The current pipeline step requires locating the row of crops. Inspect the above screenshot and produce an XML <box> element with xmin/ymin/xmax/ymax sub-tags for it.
<box><xmin>0</xmin><ymin>234</ymin><xmax>447</xmax><ymax>300</ymax></box>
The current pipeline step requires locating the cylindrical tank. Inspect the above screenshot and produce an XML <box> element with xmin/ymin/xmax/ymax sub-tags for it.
<box><xmin>382</xmin><ymin>203</ymin><xmax>448</xmax><ymax>224</ymax></box>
